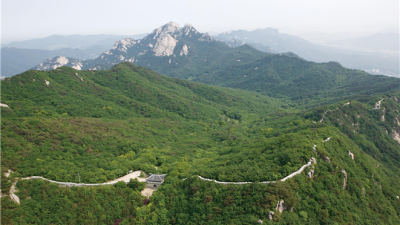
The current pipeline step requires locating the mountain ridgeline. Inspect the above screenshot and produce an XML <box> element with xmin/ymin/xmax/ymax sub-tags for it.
<box><xmin>1</xmin><ymin>34</ymin><xmax>148</xmax><ymax>78</ymax></box>
<box><xmin>33</xmin><ymin>22</ymin><xmax>267</xmax><ymax>79</ymax></box>
<box><xmin>1</xmin><ymin>46</ymin><xmax>107</xmax><ymax>77</ymax></box>
<box><xmin>2</xmin><ymin>62</ymin><xmax>279</xmax><ymax>121</ymax></box>
<box><xmin>31</xmin><ymin>22</ymin><xmax>399</xmax><ymax>109</ymax></box>
<box><xmin>215</xmin><ymin>28</ymin><xmax>400</xmax><ymax>77</ymax></box>
<box><xmin>2</xmin><ymin>60</ymin><xmax>400</xmax><ymax>224</ymax></box>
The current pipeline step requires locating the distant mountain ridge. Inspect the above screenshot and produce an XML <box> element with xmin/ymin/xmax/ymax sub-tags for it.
<box><xmin>216</xmin><ymin>28</ymin><xmax>400</xmax><ymax>77</ymax></box>
<box><xmin>32</xmin><ymin>22</ymin><xmax>268</xmax><ymax>79</ymax></box>
<box><xmin>1</xmin><ymin>46</ymin><xmax>107</xmax><ymax>77</ymax></box>
<box><xmin>1</xmin><ymin>34</ymin><xmax>147</xmax><ymax>77</ymax></box>
<box><xmin>4</xmin><ymin>34</ymin><xmax>147</xmax><ymax>50</ymax></box>
<box><xmin>30</xmin><ymin>22</ymin><xmax>399</xmax><ymax>108</ymax></box>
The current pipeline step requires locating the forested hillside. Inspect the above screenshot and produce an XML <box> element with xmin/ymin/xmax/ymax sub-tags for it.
<box><xmin>1</xmin><ymin>63</ymin><xmax>400</xmax><ymax>224</ymax></box>
<box><xmin>195</xmin><ymin>53</ymin><xmax>400</xmax><ymax>108</ymax></box>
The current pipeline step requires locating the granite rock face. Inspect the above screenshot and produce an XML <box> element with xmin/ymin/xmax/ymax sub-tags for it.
<box><xmin>33</xmin><ymin>22</ymin><xmax>208</xmax><ymax>72</ymax></box>
<box><xmin>341</xmin><ymin>170</ymin><xmax>348</xmax><ymax>190</ymax></box>
<box><xmin>34</xmin><ymin>56</ymin><xmax>83</xmax><ymax>71</ymax></box>
<box><xmin>348</xmin><ymin>151</ymin><xmax>355</xmax><ymax>160</ymax></box>
<box><xmin>307</xmin><ymin>169</ymin><xmax>315</xmax><ymax>178</ymax></box>
<box><xmin>276</xmin><ymin>200</ymin><xmax>286</xmax><ymax>213</ymax></box>
<box><xmin>268</xmin><ymin>211</ymin><xmax>275</xmax><ymax>220</ymax></box>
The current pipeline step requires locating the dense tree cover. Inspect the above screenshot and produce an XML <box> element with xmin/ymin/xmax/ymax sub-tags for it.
<box><xmin>195</xmin><ymin>54</ymin><xmax>400</xmax><ymax>108</ymax></box>
<box><xmin>1</xmin><ymin>64</ymin><xmax>400</xmax><ymax>224</ymax></box>
<box><xmin>321</xmin><ymin>96</ymin><xmax>400</xmax><ymax>174</ymax></box>
<box><xmin>1</xmin><ymin>179</ymin><xmax>145</xmax><ymax>225</ymax></box>
<box><xmin>1</xmin><ymin>63</ymin><xmax>282</xmax><ymax>121</ymax></box>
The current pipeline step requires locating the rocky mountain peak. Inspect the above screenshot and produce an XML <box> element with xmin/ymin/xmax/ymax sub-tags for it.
<box><xmin>151</xmin><ymin>21</ymin><xmax>182</xmax><ymax>40</ymax></box>
<box><xmin>153</xmin><ymin>33</ymin><xmax>178</xmax><ymax>56</ymax></box>
<box><xmin>34</xmin><ymin>56</ymin><xmax>83</xmax><ymax>71</ymax></box>
<box><xmin>166</xmin><ymin>21</ymin><xmax>180</xmax><ymax>29</ymax></box>
<box><xmin>32</xmin><ymin>22</ymin><xmax>216</xmax><ymax>71</ymax></box>
<box><xmin>147</xmin><ymin>22</ymin><xmax>199</xmax><ymax>56</ymax></box>
<box><xmin>198</xmin><ymin>33</ymin><xmax>214</xmax><ymax>42</ymax></box>
<box><xmin>183</xmin><ymin>23</ymin><xmax>199</xmax><ymax>35</ymax></box>
<box><xmin>111</xmin><ymin>38</ymin><xmax>138</xmax><ymax>52</ymax></box>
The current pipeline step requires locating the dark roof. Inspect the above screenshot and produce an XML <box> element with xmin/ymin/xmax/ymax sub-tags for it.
<box><xmin>146</xmin><ymin>174</ymin><xmax>166</xmax><ymax>183</ymax></box>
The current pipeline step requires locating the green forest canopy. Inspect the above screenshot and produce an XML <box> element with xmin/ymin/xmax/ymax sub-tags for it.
<box><xmin>1</xmin><ymin>63</ymin><xmax>400</xmax><ymax>224</ymax></box>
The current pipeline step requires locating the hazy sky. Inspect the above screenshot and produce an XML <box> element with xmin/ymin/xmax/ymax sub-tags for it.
<box><xmin>1</xmin><ymin>0</ymin><xmax>399</xmax><ymax>43</ymax></box>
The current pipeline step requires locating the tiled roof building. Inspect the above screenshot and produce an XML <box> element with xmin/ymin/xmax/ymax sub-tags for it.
<box><xmin>146</xmin><ymin>174</ymin><xmax>166</xmax><ymax>184</ymax></box>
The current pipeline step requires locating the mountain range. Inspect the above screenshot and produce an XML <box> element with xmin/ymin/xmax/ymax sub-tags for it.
<box><xmin>3</xmin><ymin>34</ymin><xmax>147</xmax><ymax>50</ymax></box>
<box><xmin>3</xmin><ymin>23</ymin><xmax>398</xmax><ymax>79</ymax></box>
<box><xmin>1</xmin><ymin>46</ymin><xmax>106</xmax><ymax>77</ymax></box>
<box><xmin>2</xmin><ymin>60</ymin><xmax>400</xmax><ymax>224</ymax></box>
<box><xmin>30</xmin><ymin>22</ymin><xmax>400</xmax><ymax>109</ymax></box>
<box><xmin>2</xmin><ymin>21</ymin><xmax>400</xmax><ymax>224</ymax></box>
<box><xmin>215</xmin><ymin>29</ymin><xmax>399</xmax><ymax>77</ymax></box>
<box><xmin>1</xmin><ymin>34</ymin><xmax>146</xmax><ymax>77</ymax></box>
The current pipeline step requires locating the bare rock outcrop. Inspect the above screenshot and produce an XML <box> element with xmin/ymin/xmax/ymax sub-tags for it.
<box><xmin>183</xmin><ymin>23</ymin><xmax>198</xmax><ymax>35</ymax></box>
<box><xmin>307</xmin><ymin>169</ymin><xmax>315</xmax><ymax>178</ymax></box>
<box><xmin>4</xmin><ymin>169</ymin><xmax>13</xmax><ymax>177</ymax></box>
<box><xmin>180</xmin><ymin>44</ymin><xmax>189</xmax><ymax>56</ymax></box>
<box><xmin>111</xmin><ymin>38</ymin><xmax>137</xmax><ymax>52</ymax></box>
<box><xmin>341</xmin><ymin>170</ymin><xmax>347</xmax><ymax>190</ymax></box>
<box><xmin>312</xmin><ymin>145</ymin><xmax>318</xmax><ymax>154</ymax></box>
<box><xmin>324</xmin><ymin>157</ymin><xmax>330</xmax><ymax>163</ymax></box>
<box><xmin>35</xmin><ymin>56</ymin><xmax>83</xmax><ymax>71</ymax></box>
<box><xmin>198</xmin><ymin>33</ymin><xmax>214</xmax><ymax>42</ymax></box>
<box><xmin>310</xmin><ymin>157</ymin><xmax>317</xmax><ymax>164</ymax></box>
<box><xmin>373</xmin><ymin>98</ymin><xmax>384</xmax><ymax>110</ymax></box>
<box><xmin>392</xmin><ymin>130</ymin><xmax>400</xmax><ymax>144</ymax></box>
<box><xmin>268</xmin><ymin>211</ymin><xmax>275</xmax><ymax>220</ymax></box>
<box><xmin>348</xmin><ymin>151</ymin><xmax>354</xmax><ymax>160</ymax></box>
<box><xmin>322</xmin><ymin>137</ymin><xmax>331</xmax><ymax>142</ymax></box>
<box><xmin>10</xmin><ymin>179</ymin><xmax>20</xmax><ymax>205</ymax></box>
<box><xmin>153</xmin><ymin>34</ymin><xmax>178</xmax><ymax>56</ymax></box>
<box><xmin>151</xmin><ymin>21</ymin><xmax>181</xmax><ymax>40</ymax></box>
<box><xmin>276</xmin><ymin>200</ymin><xmax>286</xmax><ymax>213</ymax></box>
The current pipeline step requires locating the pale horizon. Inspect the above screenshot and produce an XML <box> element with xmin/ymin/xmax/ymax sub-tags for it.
<box><xmin>2</xmin><ymin>0</ymin><xmax>399</xmax><ymax>44</ymax></box>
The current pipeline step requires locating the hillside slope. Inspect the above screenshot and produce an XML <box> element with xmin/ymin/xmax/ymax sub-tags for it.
<box><xmin>195</xmin><ymin>53</ymin><xmax>400</xmax><ymax>108</ymax></box>
<box><xmin>2</xmin><ymin>63</ymin><xmax>400</xmax><ymax>224</ymax></box>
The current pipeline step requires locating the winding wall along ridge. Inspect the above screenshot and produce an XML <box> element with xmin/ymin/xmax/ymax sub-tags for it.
<box><xmin>197</xmin><ymin>157</ymin><xmax>317</xmax><ymax>185</ymax></box>
<box><xmin>10</xmin><ymin>139</ymin><xmax>328</xmax><ymax>205</ymax></box>
<box><xmin>13</xmin><ymin>144</ymin><xmax>321</xmax><ymax>189</ymax></box>
<box><xmin>16</xmin><ymin>174</ymin><xmax>145</xmax><ymax>187</ymax></box>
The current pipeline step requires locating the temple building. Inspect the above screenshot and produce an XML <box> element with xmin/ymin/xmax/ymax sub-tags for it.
<box><xmin>145</xmin><ymin>173</ymin><xmax>166</xmax><ymax>188</ymax></box>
